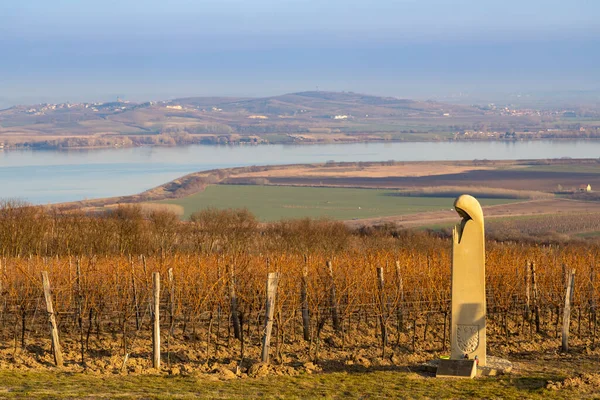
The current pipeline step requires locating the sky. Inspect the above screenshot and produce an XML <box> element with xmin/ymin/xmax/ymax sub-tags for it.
<box><xmin>1</xmin><ymin>0</ymin><xmax>599</xmax><ymax>107</ymax></box>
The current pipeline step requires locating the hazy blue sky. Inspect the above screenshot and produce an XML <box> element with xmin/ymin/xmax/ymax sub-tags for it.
<box><xmin>1</xmin><ymin>0</ymin><xmax>599</xmax><ymax>107</ymax></box>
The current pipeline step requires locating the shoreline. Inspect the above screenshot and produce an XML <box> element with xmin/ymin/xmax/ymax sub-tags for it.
<box><xmin>50</xmin><ymin>157</ymin><xmax>600</xmax><ymax>211</ymax></box>
<box><xmin>4</xmin><ymin>135</ymin><xmax>600</xmax><ymax>152</ymax></box>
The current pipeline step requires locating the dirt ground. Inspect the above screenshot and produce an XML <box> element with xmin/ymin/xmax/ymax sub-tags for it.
<box><xmin>1</xmin><ymin>311</ymin><xmax>598</xmax><ymax>380</ymax></box>
<box><xmin>2</xmin><ymin>322</ymin><xmax>600</xmax><ymax>399</ymax></box>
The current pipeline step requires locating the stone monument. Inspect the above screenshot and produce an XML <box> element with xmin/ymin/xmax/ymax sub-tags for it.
<box><xmin>450</xmin><ymin>194</ymin><xmax>486</xmax><ymax>366</ymax></box>
<box><xmin>433</xmin><ymin>195</ymin><xmax>513</xmax><ymax>377</ymax></box>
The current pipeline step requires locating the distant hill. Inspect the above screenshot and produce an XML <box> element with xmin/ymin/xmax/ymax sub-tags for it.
<box><xmin>172</xmin><ymin>91</ymin><xmax>482</xmax><ymax>117</ymax></box>
<box><xmin>0</xmin><ymin>91</ymin><xmax>596</xmax><ymax>149</ymax></box>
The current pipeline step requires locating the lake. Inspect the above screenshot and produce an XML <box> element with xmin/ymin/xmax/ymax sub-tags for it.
<box><xmin>1</xmin><ymin>140</ymin><xmax>599</xmax><ymax>204</ymax></box>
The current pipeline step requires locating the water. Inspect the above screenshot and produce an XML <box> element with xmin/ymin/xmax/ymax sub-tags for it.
<box><xmin>1</xmin><ymin>140</ymin><xmax>599</xmax><ymax>204</ymax></box>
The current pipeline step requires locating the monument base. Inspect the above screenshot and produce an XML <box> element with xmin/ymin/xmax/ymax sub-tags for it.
<box><xmin>424</xmin><ymin>356</ymin><xmax>513</xmax><ymax>378</ymax></box>
<box><xmin>436</xmin><ymin>359</ymin><xmax>476</xmax><ymax>378</ymax></box>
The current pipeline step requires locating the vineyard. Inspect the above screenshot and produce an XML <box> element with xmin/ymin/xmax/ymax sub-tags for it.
<box><xmin>485</xmin><ymin>212</ymin><xmax>600</xmax><ymax>241</ymax></box>
<box><xmin>0</xmin><ymin>201</ymin><xmax>599</xmax><ymax>376</ymax></box>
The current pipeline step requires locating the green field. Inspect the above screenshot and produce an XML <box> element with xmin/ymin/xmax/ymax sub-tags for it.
<box><xmin>160</xmin><ymin>185</ymin><xmax>519</xmax><ymax>221</ymax></box>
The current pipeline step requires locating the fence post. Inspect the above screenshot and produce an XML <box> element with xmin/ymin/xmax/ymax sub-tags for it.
<box><xmin>167</xmin><ymin>267</ymin><xmax>175</xmax><ymax>367</ymax></box>
<box><xmin>395</xmin><ymin>261</ymin><xmax>404</xmax><ymax>345</ymax></box>
<box><xmin>376</xmin><ymin>267</ymin><xmax>388</xmax><ymax>357</ymax></box>
<box><xmin>562</xmin><ymin>269</ymin><xmax>576</xmax><ymax>352</ymax></box>
<box><xmin>76</xmin><ymin>259</ymin><xmax>85</xmax><ymax>366</ymax></box>
<box><xmin>326</xmin><ymin>260</ymin><xmax>341</xmax><ymax>332</ymax></box>
<box><xmin>591</xmin><ymin>263</ymin><xmax>598</xmax><ymax>347</ymax></box>
<box><xmin>525</xmin><ymin>260</ymin><xmax>531</xmax><ymax>321</ymax></box>
<box><xmin>228</xmin><ymin>264</ymin><xmax>241</xmax><ymax>340</ymax></box>
<box><xmin>0</xmin><ymin>259</ymin><xmax>3</xmax><ymax>333</ymax></box>
<box><xmin>261</xmin><ymin>272</ymin><xmax>280</xmax><ymax>363</ymax></box>
<box><xmin>152</xmin><ymin>272</ymin><xmax>161</xmax><ymax>370</ymax></box>
<box><xmin>130</xmin><ymin>257</ymin><xmax>140</xmax><ymax>331</ymax></box>
<box><xmin>168</xmin><ymin>268</ymin><xmax>175</xmax><ymax>336</ymax></box>
<box><xmin>0</xmin><ymin>260</ymin><xmax>2</xmax><ymax>329</ymax></box>
<box><xmin>301</xmin><ymin>256</ymin><xmax>311</xmax><ymax>341</ymax></box>
<box><xmin>42</xmin><ymin>271</ymin><xmax>63</xmax><ymax>367</ymax></box>
<box><xmin>530</xmin><ymin>261</ymin><xmax>541</xmax><ymax>333</ymax></box>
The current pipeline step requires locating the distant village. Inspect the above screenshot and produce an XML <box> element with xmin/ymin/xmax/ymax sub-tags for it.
<box><xmin>2</xmin><ymin>95</ymin><xmax>599</xmax><ymax>150</ymax></box>
<box><xmin>454</xmin><ymin>126</ymin><xmax>600</xmax><ymax>140</ymax></box>
<box><xmin>18</xmin><ymin>100</ymin><xmax>355</xmax><ymax>119</ymax></box>
<box><xmin>22</xmin><ymin>99</ymin><xmax>154</xmax><ymax>115</ymax></box>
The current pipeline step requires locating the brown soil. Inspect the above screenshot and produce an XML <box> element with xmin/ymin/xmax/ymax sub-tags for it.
<box><xmin>238</xmin><ymin>169</ymin><xmax>600</xmax><ymax>193</ymax></box>
<box><xmin>2</xmin><ymin>316</ymin><xmax>599</xmax><ymax>379</ymax></box>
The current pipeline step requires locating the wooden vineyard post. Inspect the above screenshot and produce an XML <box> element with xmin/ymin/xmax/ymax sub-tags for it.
<box><xmin>376</xmin><ymin>267</ymin><xmax>388</xmax><ymax>357</ymax></box>
<box><xmin>152</xmin><ymin>272</ymin><xmax>161</xmax><ymax>370</ymax></box>
<box><xmin>216</xmin><ymin>259</ymin><xmax>222</xmax><ymax>351</ymax></box>
<box><xmin>42</xmin><ymin>271</ymin><xmax>63</xmax><ymax>367</ymax></box>
<box><xmin>562</xmin><ymin>269</ymin><xmax>576</xmax><ymax>352</ymax></box>
<box><xmin>227</xmin><ymin>264</ymin><xmax>241</xmax><ymax>340</ymax></box>
<box><xmin>76</xmin><ymin>259</ymin><xmax>85</xmax><ymax>366</ymax></box>
<box><xmin>590</xmin><ymin>264</ymin><xmax>598</xmax><ymax>347</ymax></box>
<box><xmin>0</xmin><ymin>257</ymin><xmax>4</xmax><ymax>332</ymax></box>
<box><xmin>326</xmin><ymin>260</ymin><xmax>341</xmax><ymax>333</ymax></box>
<box><xmin>130</xmin><ymin>257</ymin><xmax>140</xmax><ymax>331</ymax></box>
<box><xmin>261</xmin><ymin>272</ymin><xmax>280</xmax><ymax>363</ymax></box>
<box><xmin>525</xmin><ymin>260</ymin><xmax>531</xmax><ymax>322</ymax></box>
<box><xmin>167</xmin><ymin>268</ymin><xmax>175</xmax><ymax>367</ymax></box>
<box><xmin>395</xmin><ymin>261</ymin><xmax>404</xmax><ymax>346</ymax></box>
<box><xmin>168</xmin><ymin>268</ymin><xmax>175</xmax><ymax>336</ymax></box>
<box><xmin>0</xmin><ymin>259</ymin><xmax>3</xmax><ymax>331</ymax></box>
<box><xmin>530</xmin><ymin>262</ymin><xmax>541</xmax><ymax>333</ymax></box>
<box><xmin>301</xmin><ymin>256</ymin><xmax>311</xmax><ymax>341</ymax></box>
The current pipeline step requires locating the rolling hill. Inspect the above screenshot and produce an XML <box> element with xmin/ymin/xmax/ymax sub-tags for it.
<box><xmin>0</xmin><ymin>91</ymin><xmax>593</xmax><ymax>149</ymax></box>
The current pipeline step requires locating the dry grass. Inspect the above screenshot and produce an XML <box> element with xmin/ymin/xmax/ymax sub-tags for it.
<box><xmin>395</xmin><ymin>186</ymin><xmax>553</xmax><ymax>200</ymax></box>
<box><xmin>0</xmin><ymin>368</ymin><xmax>581</xmax><ymax>399</ymax></box>
<box><xmin>104</xmin><ymin>202</ymin><xmax>185</xmax><ymax>216</ymax></box>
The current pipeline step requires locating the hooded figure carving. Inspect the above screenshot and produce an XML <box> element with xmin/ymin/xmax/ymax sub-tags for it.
<box><xmin>451</xmin><ymin>195</ymin><xmax>486</xmax><ymax>366</ymax></box>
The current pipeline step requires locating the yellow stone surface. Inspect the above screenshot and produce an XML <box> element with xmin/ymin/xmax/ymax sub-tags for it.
<box><xmin>451</xmin><ymin>195</ymin><xmax>486</xmax><ymax>366</ymax></box>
